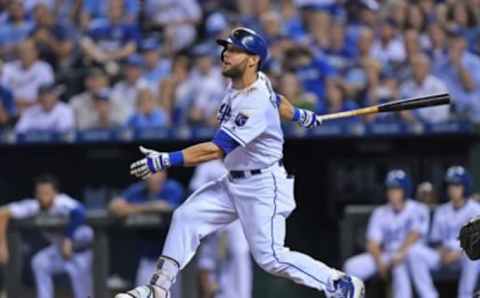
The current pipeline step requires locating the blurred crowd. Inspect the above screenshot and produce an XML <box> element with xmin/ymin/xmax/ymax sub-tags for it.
<box><xmin>0</xmin><ymin>0</ymin><xmax>480</xmax><ymax>135</ymax></box>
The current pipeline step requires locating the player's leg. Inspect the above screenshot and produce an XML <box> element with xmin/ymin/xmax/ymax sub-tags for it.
<box><xmin>457</xmin><ymin>255</ymin><xmax>480</xmax><ymax>298</ymax></box>
<box><xmin>64</xmin><ymin>250</ymin><xmax>93</xmax><ymax>298</ymax></box>
<box><xmin>390</xmin><ymin>259</ymin><xmax>413</xmax><ymax>298</ymax></box>
<box><xmin>406</xmin><ymin>244</ymin><xmax>440</xmax><ymax>298</ymax></box>
<box><xmin>136</xmin><ymin>258</ymin><xmax>182</xmax><ymax>298</ymax></box>
<box><xmin>232</xmin><ymin>170</ymin><xmax>363</xmax><ymax>297</ymax></box>
<box><xmin>343</xmin><ymin>253</ymin><xmax>378</xmax><ymax>281</ymax></box>
<box><xmin>223</xmin><ymin>221</ymin><xmax>252</xmax><ymax>298</ymax></box>
<box><xmin>31</xmin><ymin>245</ymin><xmax>60</xmax><ymax>298</ymax></box>
<box><xmin>117</xmin><ymin>178</ymin><xmax>237</xmax><ymax>298</ymax></box>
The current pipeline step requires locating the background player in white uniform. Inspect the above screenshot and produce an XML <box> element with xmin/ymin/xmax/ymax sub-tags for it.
<box><xmin>344</xmin><ymin>170</ymin><xmax>430</xmax><ymax>298</ymax></box>
<box><xmin>118</xmin><ymin>27</ymin><xmax>364</xmax><ymax>298</ymax></box>
<box><xmin>408</xmin><ymin>166</ymin><xmax>480</xmax><ymax>298</ymax></box>
<box><xmin>0</xmin><ymin>174</ymin><xmax>93</xmax><ymax>298</ymax></box>
<box><xmin>191</xmin><ymin>160</ymin><xmax>252</xmax><ymax>298</ymax></box>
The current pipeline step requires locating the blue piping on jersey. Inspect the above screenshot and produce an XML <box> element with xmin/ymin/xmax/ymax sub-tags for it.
<box><xmin>221</xmin><ymin>127</ymin><xmax>247</xmax><ymax>147</ymax></box>
<box><xmin>270</xmin><ymin>173</ymin><xmax>327</xmax><ymax>287</ymax></box>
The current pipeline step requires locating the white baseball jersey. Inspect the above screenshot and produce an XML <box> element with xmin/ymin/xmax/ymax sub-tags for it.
<box><xmin>8</xmin><ymin>194</ymin><xmax>82</xmax><ymax>244</ymax></box>
<box><xmin>367</xmin><ymin>200</ymin><xmax>430</xmax><ymax>252</ymax></box>
<box><xmin>430</xmin><ymin>199</ymin><xmax>480</xmax><ymax>251</ymax></box>
<box><xmin>217</xmin><ymin>72</ymin><xmax>283</xmax><ymax>171</ymax></box>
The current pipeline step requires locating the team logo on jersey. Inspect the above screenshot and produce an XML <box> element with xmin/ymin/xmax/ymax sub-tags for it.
<box><xmin>235</xmin><ymin>113</ymin><xmax>249</xmax><ymax>127</ymax></box>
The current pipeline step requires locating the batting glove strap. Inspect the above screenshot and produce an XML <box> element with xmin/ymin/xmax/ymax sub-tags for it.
<box><xmin>146</xmin><ymin>153</ymin><xmax>171</xmax><ymax>173</ymax></box>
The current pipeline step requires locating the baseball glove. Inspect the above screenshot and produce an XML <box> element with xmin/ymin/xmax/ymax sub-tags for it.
<box><xmin>459</xmin><ymin>216</ymin><xmax>480</xmax><ymax>260</ymax></box>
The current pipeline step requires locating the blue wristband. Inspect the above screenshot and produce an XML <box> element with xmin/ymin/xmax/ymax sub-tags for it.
<box><xmin>169</xmin><ymin>151</ymin><xmax>184</xmax><ymax>167</ymax></box>
<box><xmin>292</xmin><ymin>108</ymin><xmax>301</xmax><ymax>122</ymax></box>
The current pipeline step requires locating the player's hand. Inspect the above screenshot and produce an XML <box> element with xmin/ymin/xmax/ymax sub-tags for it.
<box><xmin>391</xmin><ymin>250</ymin><xmax>407</xmax><ymax>267</ymax></box>
<box><xmin>298</xmin><ymin>109</ymin><xmax>322</xmax><ymax>128</ymax></box>
<box><xmin>62</xmin><ymin>238</ymin><xmax>73</xmax><ymax>260</ymax></box>
<box><xmin>130</xmin><ymin>146</ymin><xmax>170</xmax><ymax>180</ymax></box>
<box><xmin>441</xmin><ymin>249</ymin><xmax>462</xmax><ymax>265</ymax></box>
<box><xmin>377</xmin><ymin>260</ymin><xmax>390</xmax><ymax>280</ymax></box>
<box><xmin>0</xmin><ymin>242</ymin><xmax>9</xmax><ymax>264</ymax></box>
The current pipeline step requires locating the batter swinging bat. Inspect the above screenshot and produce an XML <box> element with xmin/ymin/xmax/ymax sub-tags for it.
<box><xmin>316</xmin><ymin>93</ymin><xmax>450</xmax><ymax>122</ymax></box>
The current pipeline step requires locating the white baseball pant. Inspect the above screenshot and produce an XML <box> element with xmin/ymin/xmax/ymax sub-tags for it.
<box><xmin>344</xmin><ymin>252</ymin><xmax>412</xmax><ymax>298</ymax></box>
<box><xmin>161</xmin><ymin>164</ymin><xmax>338</xmax><ymax>292</ymax></box>
<box><xmin>407</xmin><ymin>244</ymin><xmax>480</xmax><ymax>298</ymax></box>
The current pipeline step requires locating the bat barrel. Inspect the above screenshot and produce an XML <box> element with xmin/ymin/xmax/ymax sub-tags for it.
<box><xmin>377</xmin><ymin>93</ymin><xmax>450</xmax><ymax>113</ymax></box>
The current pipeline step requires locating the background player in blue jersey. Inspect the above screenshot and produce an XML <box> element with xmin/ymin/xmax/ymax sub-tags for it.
<box><xmin>408</xmin><ymin>166</ymin><xmax>480</xmax><ymax>298</ymax></box>
<box><xmin>109</xmin><ymin>171</ymin><xmax>184</xmax><ymax>298</ymax></box>
<box><xmin>344</xmin><ymin>170</ymin><xmax>430</xmax><ymax>298</ymax></box>
<box><xmin>0</xmin><ymin>174</ymin><xmax>93</xmax><ymax>298</ymax></box>
<box><xmin>117</xmin><ymin>27</ymin><xmax>364</xmax><ymax>298</ymax></box>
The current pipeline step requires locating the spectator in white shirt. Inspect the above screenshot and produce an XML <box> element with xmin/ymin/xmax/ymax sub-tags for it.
<box><xmin>186</xmin><ymin>47</ymin><xmax>224</xmax><ymax>126</ymax></box>
<box><xmin>1</xmin><ymin>39</ymin><xmax>54</xmax><ymax>113</ymax></box>
<box><xmin>15</xmin><ymin>83</ymin><xmax>74</xmax><ymax>133</ymax></box>
<box><xmin>143</xmin><ymin>0</ymin><xmax>201</xmax><ymax>52</ymax></box>
<box><xmin>110</xmin><ymin>54</ymin><xmax>148</xmax><ymax>123</ymax></box>
<box><xmin>400</xmin><ymin>53</ymin><xmax>450</xmax><ymax>123</ymax></box>
<box><xmin>371</xmin><ymin>19</ymin><xmax>406</xmax><ymax>66</ymax></box>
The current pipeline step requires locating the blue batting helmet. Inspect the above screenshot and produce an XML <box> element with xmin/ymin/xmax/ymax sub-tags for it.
<box><xmin>385</xmin><ymin>169</ymin><xmax>413</xmax><ymax>197</ymax></box>
<box><xmin>216</xmin><ymin>27</ymin><xmax>268</xmax><ymax>68</ymax></box>
<box><xmin>445</xmin><ymin>165</ymin><xmax>472</xmax><ymax>196</ymax></box>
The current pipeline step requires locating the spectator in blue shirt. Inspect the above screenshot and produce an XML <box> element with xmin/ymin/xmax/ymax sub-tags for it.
<box><xmin>126</xmin><ymin>88</ymin><xmax>169</xmax><ymax>129</ymax></box>
<box><xmin>109</xmin><ymin>172</ymin><xmax>184</xmax><ymax>294</ymax></box>
<box><xmin>140</xmin><ymin>39</ymin><xmax>171</xmax><ymax>93</ymax></box>
<box><xmin>82</xmin><ymin>0</ymin><xmax>139</xmax><ymax>24</ymax></box>
<box><xmin>284</xmin><ymin>46</ymin><xmax>336</xmax><ymax>103</ymax></box>
<box><xmin>323</xmin><ymin>20</ymin><xmax>357</xmax><ymax>74</ymax></box>
<box><xmin>0</xmin><ymin>1</ymin><xmax>33</xmax><ymax>60</ymax></box>
<box><xmin>0</xmin><ymin>85</ymin><xmax>15</xmax><ymax>128</ymax></box>
<box><xmin>80</xmin><ymin>0</ymin><xmax>139</xmax><ymax>65</ymax></box>
<box><xmin>432</xmin><ymin>32</ymin><xmax>480</xmax><ymax>121</ymax></box>
<box><xmin>319</xmin><ymin>81</ymin><xmax>360</xmax><ymax>124</ymax></box>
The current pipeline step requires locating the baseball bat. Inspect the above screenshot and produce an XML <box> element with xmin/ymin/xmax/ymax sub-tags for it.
<box><xmin>316</xmin><ymin>93</ymin><xmax>450</xmax><ymax>122</ymax></box>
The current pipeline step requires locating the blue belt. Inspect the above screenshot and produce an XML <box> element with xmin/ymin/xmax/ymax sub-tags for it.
<box><xmin>229</xmin><ymin>160</ymin><xmax>283</xmax><ymax>179</ymax></box>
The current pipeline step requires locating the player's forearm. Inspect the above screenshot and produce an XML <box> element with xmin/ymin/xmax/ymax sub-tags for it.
<box><xmin>0</xmin><ymin>209</ymin><xmax>11</xmax><ymax>245</ymax></box>
<box><xmin>278</xmin><ymin>94</ymin><xmax>320</xmax><ymax>128</ymax></box>
<box><xmin>182</xmin><ymin>142</ymin><xmax>224</xmax><ymax>167</ymax></box>
<box><xmin>367</xmin><ymin>241</ymin><xmax>383</xmax><ymax>264</ymax></box>
<box><xmin>278</xmin><ymin>95</ymin><xmax>295</xmax><ymax>121</ymax></box>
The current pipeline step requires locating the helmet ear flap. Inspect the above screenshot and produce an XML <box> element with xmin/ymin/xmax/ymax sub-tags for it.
<box><xmin>220</xmin><ymin>47</ymin><xmax>226</xmax><ymax>63</ymax></box>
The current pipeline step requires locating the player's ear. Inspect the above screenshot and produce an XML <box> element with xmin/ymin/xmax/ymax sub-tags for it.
<box><xmin>248</xmin><ymin>55</ymin><xmax>260</xmax><ymax>69</ymax></box>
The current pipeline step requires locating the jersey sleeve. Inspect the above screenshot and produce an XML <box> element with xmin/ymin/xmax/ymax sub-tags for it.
<box><xmin>220</xmin><ymin>95</ymin><xmax>270</xmax><ymax>147</ymax></box>
<box><xmin>7</xmin><ymin>199</ymin><xmax>40</xmax><ymax>219</ymax></box>
<box><xmin>366</xmin><ymin>208</ymin><xmax>383</xmax><ymax>244</ymax></box>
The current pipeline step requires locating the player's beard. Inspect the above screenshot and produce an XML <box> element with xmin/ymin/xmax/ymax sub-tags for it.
<box><xmin>222</xmin><ymin>58</ymin><xmax>248</xmax><ymax>78</ymax></box>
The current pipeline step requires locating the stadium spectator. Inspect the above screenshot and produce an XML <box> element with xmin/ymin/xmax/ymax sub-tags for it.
<box><xmin>433</xmin><ymin>32</ymin><xmax>480</xmax><ymax>121</ymax></box>
<box><xmin>370</xmin><ymin>18</ymin><xmax>406</xmax><ymax>67</ymax></box>
<box><xmin>0</xmin><ymin>84</ymin><xmax>15</xmax><ymax>128</ymax></box>
<box><xmin>143</xmin><ymin>0</ymin><xmax>201</xmax><ymax>53</ymax></box>
<box><xmin>126</xmin><ymin>88</ymin><xmax>169</xmax><ymax>129</ymax></box>
<box><xmin>278</xmin><ymin>72</ymin><xmax>318</xmax><ymax>112</ymax></box>
<box><xmin>80</xmin><ymin>0</ymin><xmax>139</xmax><ymax>66</ymax></box>
<box><xmin>139</xmin><ymin>39</ymin><xmax>171</xmax><ymax>95</ymax></box>
<box><xmin>0</xmin><ymin>39</ymin><xmax>54</xmax><ymax>112</ymax></box>
<box><xmin>323</xmin><ymin>20</ymin><xmax>356</xmax><ymax>74</ymax></box>
<box><xmin>280</xmin><ymin>0</ymin><xmax>307</xmax><ymax>41</ymax></box>
<box><xmin>186</xmin><ymin>47</ymin><xmax>224</xmax><ymax>126</ymax></box>
<box><xmin>321</xmin><ymin>82</ymin><xmax>359</xmax><ymax>124</ymax></box>
<box><xmin>29</xmin><ymin>3</ymin><xmax>74</xmax><ymax>70</ymax></box>
<box><xmin>15</xmin><ymin>83</ymin><xmax>74</xmax><ymax>133</ymax></box>
<box><xmin>0</xmin><ymin>1</ymin><xmax>33</xmax><ymax>60</ymax></box>
<box><xmin>110</xmin><ymin>54</ymin><xmax>147</xmax><ymax>123</ymax></box>
<box><xmin>426</xmin><ymin>22</ymin><xmax>448</xmax><ymax>61</ymax></box>
<box><xmin>109</xmin><ymin>171</ymin><xmax>184</xmax><ymax>298</ymax></box>
<box><xmin>160</xmin><ymin>55</ymin><xmax>191</xmax><ymax>124</ymax></box>
<box><xmin>400</xmin><ymin>53</ymin><xmax>450</xmax><ymax>124</ymax></box>
<box><xmin>72</xmin><ymin>83</ymin><xmax>123</xmax><ymax>131</ymax></box>
<box><xmin>416</xmin><ymin>181</ymin><xmax>438</xmax><ymax>208</ymax></box>
<box><xmin>82</xmin><ymin>0</ymin><xmax>139</xmax><ymax>25</ymax></box>
<box><xmin>0</xmin><ymin>174</ymin><xmax>94</xmax><ymax>298</ymax></box>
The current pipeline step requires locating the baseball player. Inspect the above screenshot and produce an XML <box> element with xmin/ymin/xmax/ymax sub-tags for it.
<box><xmin>344</xmin><ymin>170</ymin><xmax>430</xmax><ymax>298</ymax></box>
<box><xmin>0</xmin><ymin>174</ymin><xmax>93</xmax><ymax>298</ymax></box>
<box><xmin>109</xmin><ymin>171</ymin><xmax>184</xmax><ymax>298</ymax></box>
<box><xmin>117</xmin><ymin>27</ymin><xmax>364</xmax><ymax>298</ymax></box>
<box><xmin>408</xmin><ymin>166</ymin><xmax>480</xmax><ymax>298</ymax></box>
<box><xmin>191</xmin><ymin>160</ymin><xmax>252</xmax><ymax>298</ymax></box>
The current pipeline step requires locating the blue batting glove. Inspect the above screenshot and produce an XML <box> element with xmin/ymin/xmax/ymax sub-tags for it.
<box><xmin>294</xmin><ymin>108</ymin><xmax>322</xmax><ymax>128</ymax></box>
<box><xmin>130</xmin><ymin>146</ymin><xmax>171</xmax><ymax>180</ymax></box>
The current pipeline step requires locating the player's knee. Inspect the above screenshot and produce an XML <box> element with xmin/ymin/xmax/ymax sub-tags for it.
<box><xmin>31</xmin><ymin>253</ymin><xmax>48</xmax><ymax>272</ymax></box>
